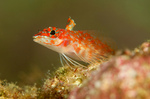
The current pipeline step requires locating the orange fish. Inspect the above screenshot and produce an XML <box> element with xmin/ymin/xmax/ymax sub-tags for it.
<box><xmin>33</xmin><ymin>17</ymin><xmax>114</xmax><ymax>67</ymax></box>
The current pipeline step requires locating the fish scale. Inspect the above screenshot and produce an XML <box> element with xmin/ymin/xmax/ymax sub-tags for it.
<box><xmin>33</xmin><ymin>17</ymin><xmax>114</xmax><ymax>66</ymax></box>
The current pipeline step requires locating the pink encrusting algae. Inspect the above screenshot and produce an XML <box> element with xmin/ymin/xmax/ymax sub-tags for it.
<box><xmin>33</xmin><ymin>17</ymin><xmax>114</xmax><ymax>66</ymax></box>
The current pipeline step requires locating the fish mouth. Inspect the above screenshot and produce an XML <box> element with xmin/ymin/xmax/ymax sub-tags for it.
<box><xmin>33</xmin><ymin>36</ymin><xmax>42</xmax><ymax>39</ymax></box>
<box><xmin>33</xmin><ymin>36</ymin><xmax>37</xmax><ymax>39</ymax></box>
<box><xmin>33</xmin><ymin>36</ymin><xmax>39</xmax><ymax>42</ymax></box>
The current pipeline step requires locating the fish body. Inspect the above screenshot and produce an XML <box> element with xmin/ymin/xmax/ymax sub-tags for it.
<box><xmin>33</xmin><ymin>17</ymin><xmax>114</xmax><ymax>65</ymax></box>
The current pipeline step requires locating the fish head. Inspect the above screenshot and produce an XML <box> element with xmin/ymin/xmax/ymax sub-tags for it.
<box><xmin>33</xmin><ymin>27</ymin><xmax>67</xmax><ymax>53</ymax></box>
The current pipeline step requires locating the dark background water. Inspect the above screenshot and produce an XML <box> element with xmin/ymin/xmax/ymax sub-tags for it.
<box><xmin>0</xmin><ymin>0</ymin><xmax>150</xmax><ymax>85</ymax></box>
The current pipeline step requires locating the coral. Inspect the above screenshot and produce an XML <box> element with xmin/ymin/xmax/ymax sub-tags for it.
<box><xmin>0</xmin><ymin>40</ymin><xmax>150</xmax><ymax>99</ymax></box>
<box><xmin>68</xmin><ymin>41</ymin><xmax>150</xmax><ymax>99</ymax></box>
<box><xmin>0</xmin><ymin>80</ymin><xmax>37</xmax><ymax>98</ymax></box>
<box><xmin>38</xmin><ymin>63</ymin><xmax>101</xmax><ymax>99</ymax></box>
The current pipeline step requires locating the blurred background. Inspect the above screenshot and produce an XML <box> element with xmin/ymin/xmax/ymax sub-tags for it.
<box><xmin>0</xmin><ymin>0</ymin><xmax>150</xmax><ymax>86</ymax></box>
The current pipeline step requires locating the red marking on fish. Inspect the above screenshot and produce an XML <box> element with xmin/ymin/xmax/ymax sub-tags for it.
<box><xmin>33</xmin><ymin>17</ymin><xmax>114</xmax><ymax>64</ymax></box>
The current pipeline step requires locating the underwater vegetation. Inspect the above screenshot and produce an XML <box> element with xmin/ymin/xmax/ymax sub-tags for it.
<box><xmin>0</xmin><ymin>40</ymin><xmax>150</xmax><ymax>99</ymax></box>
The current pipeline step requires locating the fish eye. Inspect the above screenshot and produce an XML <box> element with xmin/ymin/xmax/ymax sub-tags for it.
<box><xmin>50</xmin><ymin>30</ymin><xmax>55</xmax><ymax>35</ymax></box>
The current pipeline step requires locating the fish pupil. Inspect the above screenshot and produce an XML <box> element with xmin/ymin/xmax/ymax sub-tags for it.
<box><xmin>50</xmin><ymin>30</ymin><xmax>55</xmax><ymax>35</ymax></box>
